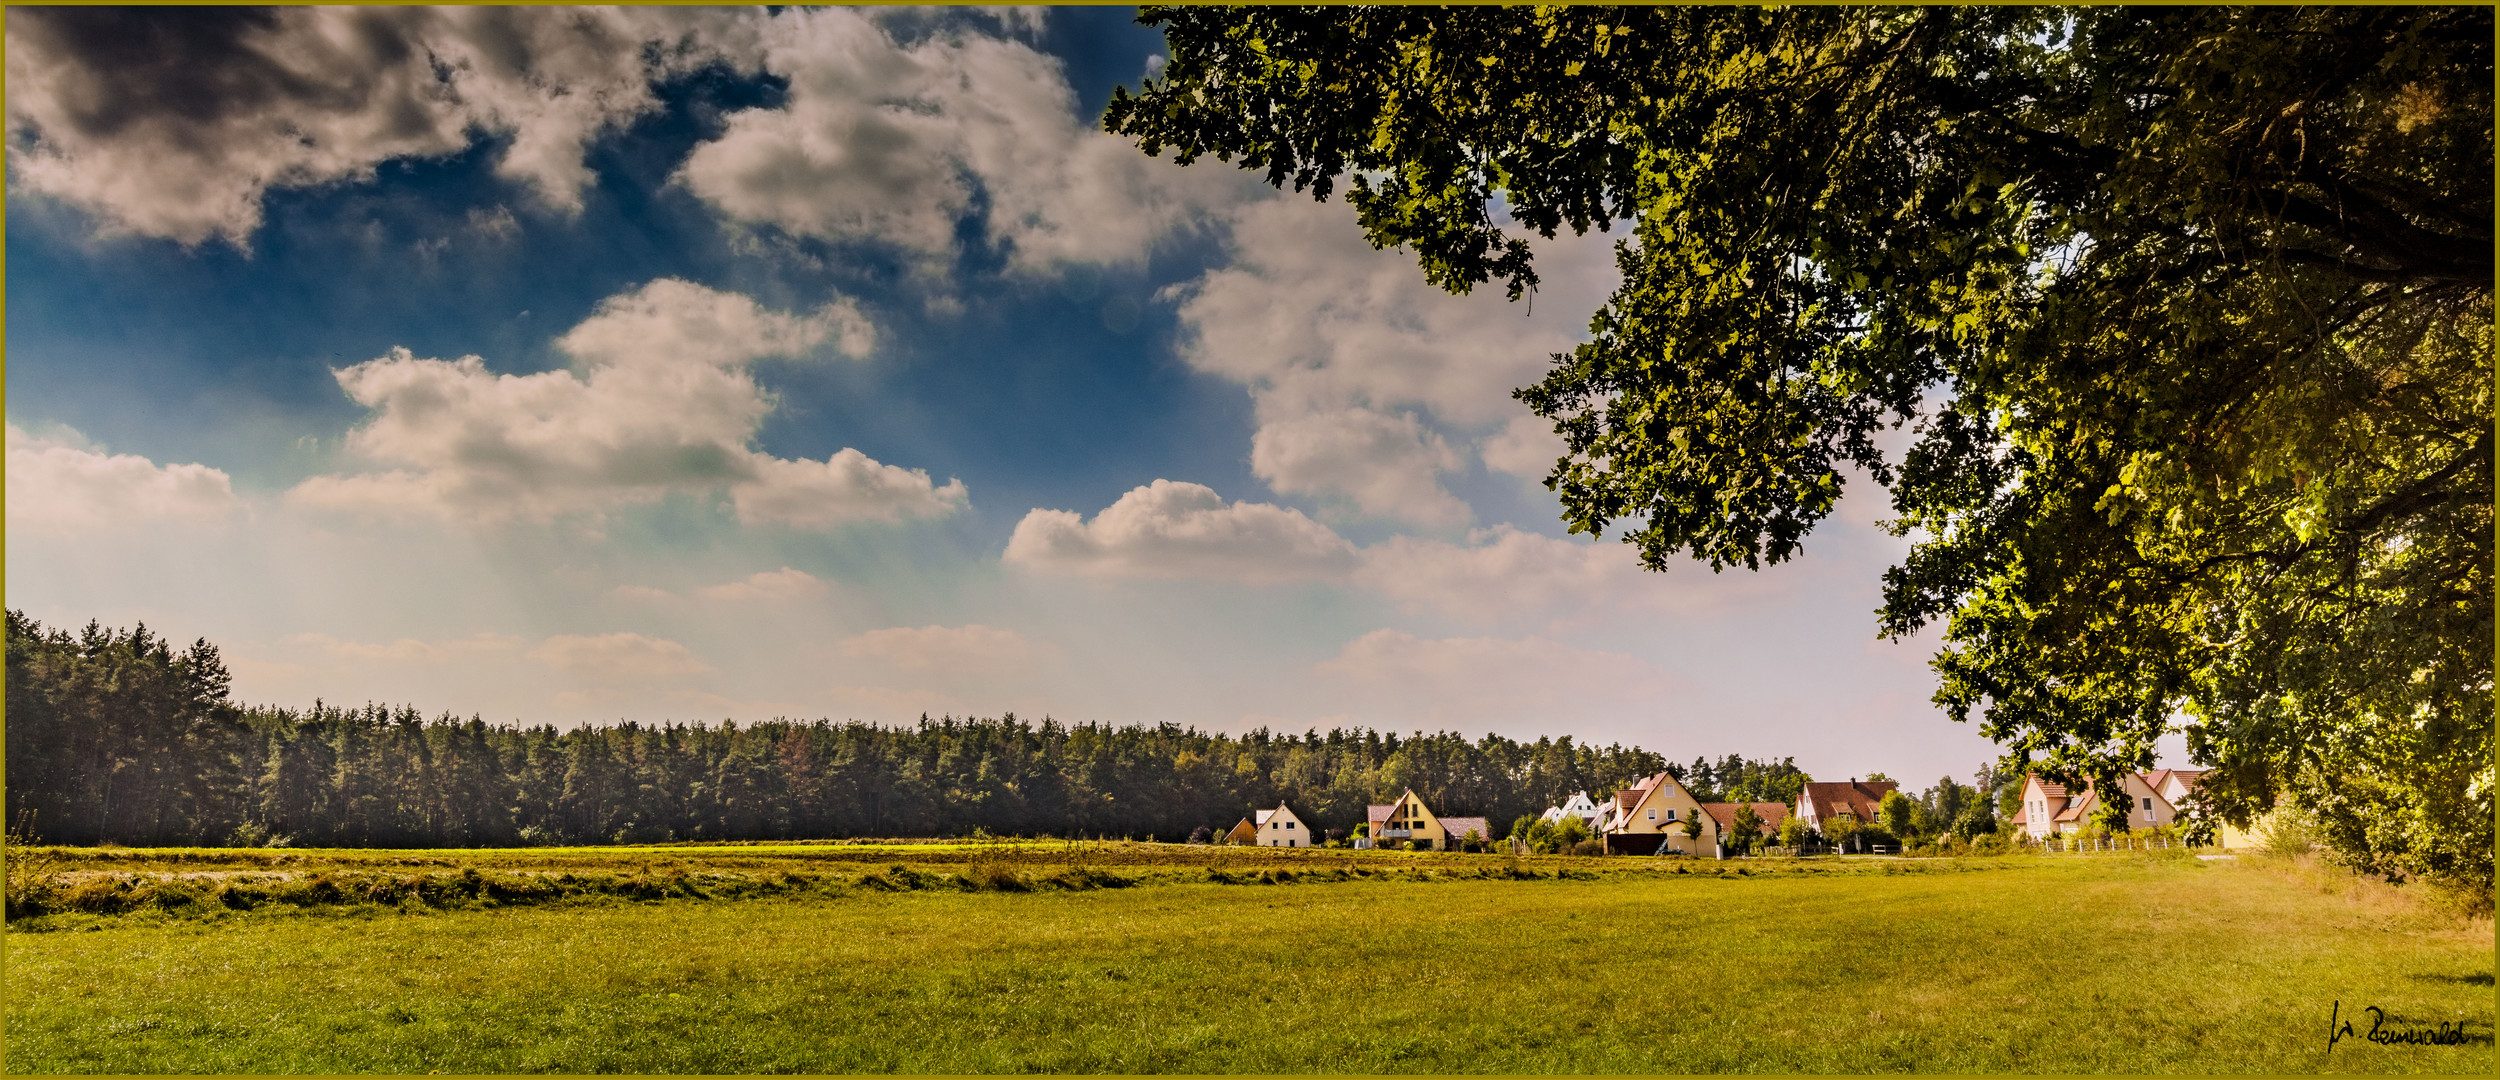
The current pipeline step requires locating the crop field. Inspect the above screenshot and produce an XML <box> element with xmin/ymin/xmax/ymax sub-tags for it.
<box><xmin>5</xmin><ymin>845</ymin><xmax>2491</xmax><ymax>1073</ymax></box>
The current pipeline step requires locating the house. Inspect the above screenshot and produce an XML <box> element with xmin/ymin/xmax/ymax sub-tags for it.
<box><xmin>1794</xmin><ymin>779</ymin><xmax>1899</xmax><ymax>849</ymax></box>
<box><xmin>1598</xmin><ymin>770</ymin><xmax>1715</xmax><ymax>855</ymax></box>
<box><xmin>1222</xmin><ymin>818</ymin><xmax>1261</xmax><ymax>845</ymax></box>
<box><xmin>1362</xmin><ymin>789</ymin><xmax>1484</xmax><ymax>851</ymax></box>
<box><xmin>1699</xmin><ymin>801</ymin><xmax>1790</xmax><ymax>850</ymax></box>
<box><xmin>2009</xmin><ymin>771</ymin><xmax>2199</xmax><ymax>840</ymax></box>
<box><xmin>1252</xmin><ymin>802</ymin><xmax>1313</xmax><ymax>848</ymax></box>
<box><xmin>1540</xmin><ymin>791</ymin><xmax>1603</xmax><ymax>831</ymax></box>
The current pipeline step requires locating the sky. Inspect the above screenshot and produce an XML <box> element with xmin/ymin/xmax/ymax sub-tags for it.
<box><xmin>4</xmin><ymin>6</ymin><xmax>2143</xmax><ymax>787</ymax></box>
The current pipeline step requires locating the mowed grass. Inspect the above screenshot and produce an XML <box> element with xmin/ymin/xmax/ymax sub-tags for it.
<box><xmin>5</xmin><ymin>853</ymin><xmax>2490</xmax><ymax>1073</ymax></box>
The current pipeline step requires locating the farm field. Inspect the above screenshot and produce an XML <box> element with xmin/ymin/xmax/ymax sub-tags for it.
<box><xmin>5</xmin><ymin>847</ymin><xmax>2490</xmax><ymax>1073</ymax></box>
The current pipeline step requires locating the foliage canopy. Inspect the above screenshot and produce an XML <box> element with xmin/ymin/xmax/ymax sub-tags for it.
<box><xmin>1108</xmin><ymin>5</ymin><xmax>2492</xmax><ymax>890</ymax></box>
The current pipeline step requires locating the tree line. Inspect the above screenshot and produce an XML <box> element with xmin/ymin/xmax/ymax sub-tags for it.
<box><xmin>5</xmin><ymin>611</ymin><xmax>1854</xmax><ymax>848</ymax></box>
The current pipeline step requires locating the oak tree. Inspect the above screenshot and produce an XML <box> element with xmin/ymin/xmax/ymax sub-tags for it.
<box><xmin>1109</xmin><ymin>5</ymin><xmax>2492</xmax><ymax>893</ymax></box>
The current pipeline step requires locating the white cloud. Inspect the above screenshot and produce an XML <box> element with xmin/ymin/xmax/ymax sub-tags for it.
<box><xmin>553</xmin><ymin>276</ymin><xmax>875</xmax><ymax>368</ymax></box>
<box><xmin>731</xmin><ymin>452</ymin><xmax>968</xmax><ymax>529</ymax></box>
<box><xmin>527</xmin><ymin>632</ymin><xmax>713</xmax><ymax>680</ymax></box>
<box><xmin>1249</xmin><ymin>407</ymin><xmax>1469</xmax><ymax>527</ymax></box>
<box><xmin>287</xmin><ymin>278</ymin><xmax>965</xmax><ymax>528</ymax></box>
<box><xmin>1480</xmin><ymin>414</ymin><xmax>1569</xmax><ymax>480</ymax></box>
<box><xmin>1314</xmin><ymin>628</ymin><xmax>1677</xmax><ymax>728</ymax></box>
<box><xmin>1003</xmin><ymin>479</ymin><xmax>1359</xmax><ymax>584</ymax></box>
<box><xmin>694</xmin><ymin>567</ymin><xmax>829</xmax><ymax>602</ymax></box>
<box><xmin>287</xmin><ymin>631</ymin><xmax>526</xmax><ymax>665</ymax></box>
<box><xmin>675</xmin><ymin>7</ymin><xmax>1242</xmax><ymax>274</ymax></box>
<box><xmin>1166</xmin><ymin>197</ymin><xmax>1620</xmax><ymax>524</ymax></box>
<box><xmin>4</xmin><ymin>422</ymin><xmax>240</xmax><ymax>533</ymax></box>
<box><xmin>837</xmin><ymin>624</ymin><xmax>1053</xmax><ymax>672</ymax></box>
<box><xmin>4</xmin><ymin>6</ymin><xmax>761</xmax><ymax>245</ymax></box>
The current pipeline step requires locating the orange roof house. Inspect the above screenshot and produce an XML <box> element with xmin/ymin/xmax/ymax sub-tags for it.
<box><xmin>1700</xmin><ymin>801</ymin><xmax>1790</xmax><ymax>838</ymax></box>
<box><xmin>1795</xmin><ymin>780</ymin><xmax>1898</xmax><ymax>831</ymax></box>
<box><xmin>2013</xmin><ymin>771</ymin><xmax>2198</xmax><ymax>840</ymax></box>
<box><xmin>1597</xmin><ymin>770</ymin><xmax>1715</xmax><ymax>855</ymax></box>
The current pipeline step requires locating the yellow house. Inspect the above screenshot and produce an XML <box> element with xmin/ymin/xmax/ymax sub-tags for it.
<box><xmin>1599</xmin><ymin>770</ymin><xmax>1717</xmax><ymax>855</ymax></box>
<box><xmin>1363</xmin><ymin>789</ymin><xmax>1487</xmax><ymax>851</ymax></box>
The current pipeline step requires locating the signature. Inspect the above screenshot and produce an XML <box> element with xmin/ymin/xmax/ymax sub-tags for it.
<box><xmin>2328</xmin><ymin>1000</ymin><xmax>2472</xmax><ymax>1050</ymax></box>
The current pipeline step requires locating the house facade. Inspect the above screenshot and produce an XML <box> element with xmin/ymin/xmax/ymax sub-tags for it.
<box><xmin>2010</xmin><ymin>772</ymin><xmax>2194</xmax><ymax>839</ymax></box>
<box><xmin>1540</xmin><ymin>791</ymin><xmax>1603</xmax><ymax>831</ymax></box>
<box><xmin>1253</xmin><ymin>803</ymin><xmax>1312</xmax><ymax>847</ymax></box>
<box><xmin>1598</xmin><ymin>770</ymin><xmax>1716</xmax><ymax>855</ymax></box>
<box><xmin>1794</xmin><ymin>780</ymin><xmax>1899</xmax><ymax>848</ymax></box>
<box><xmin>1362</xmin><ymin>789</ymin><xmax>1486</xmax><ymax>851</ymax></box>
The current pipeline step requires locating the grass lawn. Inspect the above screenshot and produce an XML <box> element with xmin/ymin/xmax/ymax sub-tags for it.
<box><xmin>4</xmin><ymin>851</ymin><xmax>2489</xmax><ymax>1073</ymax></box>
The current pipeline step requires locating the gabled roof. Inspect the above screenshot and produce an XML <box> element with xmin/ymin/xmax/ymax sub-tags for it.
<box><xmin>1800</xmin><ymin>780</ymin><xmax>1896</xmax><ymax>821</ymax></box>
<box><xmin>1438</xmin><ymin>816</ymin><xmax>1490</xmax><ymax>842</ymax></box>
<box><xmin>2028</xmin><ymin>774</ymin><xmax>2070</xmax><ymax>799</ymax></box>
<box><xmin>1367</xmin><ymin>803</ymin><xmax>1395</xmax><ymax>825</ymax></box>
<box><xmin>2052</xmin><ymin>788</ymin><xmax>2095</xmax><ymax>821</ymax></box>
<box><xmin>1255</xmin><ymin>809</ymin><xmax>1276</xmax><ymax>825</ymax></box>
<box><xmin>1700</xmin><ymin>801</ymin><xmax>1788</xmax><ymax>834</ymax></box>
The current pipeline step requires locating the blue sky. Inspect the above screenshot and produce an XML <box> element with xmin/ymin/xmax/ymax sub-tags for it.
<box><xmin>5</xmin><ymin>6</ymin><xmax>2108</xmax><ymax>786</ymax></box>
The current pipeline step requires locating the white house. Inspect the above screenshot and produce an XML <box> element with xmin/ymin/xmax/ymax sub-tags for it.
<box><xmin>2011</xmin><ymin>771</ymin><xmax>2197</xmax><ymax>839</ymax></box>
<box><xmin>1539</xmin><ymin>791</ymin><xmax>1603</xmax><ymax>831</ymax></box>
<box><xmin>1254</xmin><ymin>802</ymin><xmax>1312</xmax><ymax>848</ymax></box>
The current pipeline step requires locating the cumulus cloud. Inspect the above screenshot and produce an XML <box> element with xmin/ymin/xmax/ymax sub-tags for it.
<box><xmin>1167</xmin><ymin>197</ymin><xmax>1619</xmax><ymax>524</ymax></box>
<box><xmin>526</xmin><ymin>632</ymin><xmax>713</xmax><ymax>680</ymax></box>
<box><xmin>1480</xmin><ymin>414</ymin><xmax>1569</xmax><ymax>480</ymax></box>
<box><xmin>1314</xmin><ymin>629</ymin><xmax>1677</xmax><ymax>727</ymax></box>
<box><xmin>837</xmin><ymin>624</ymin><xmax>1053</xmax><ymax>672</ymax></box>
<box><xmin>676</xmin><ymin>6</ymin><xmax>1243</xmax><ymax>274</ymax></box>
<box><xmin>1003</xmin><ymin>481</ymin><xmax>1695</xmax><ymax>622</ymax></box>
<box><xmin>288</xmin><ymin>278</ymin><xmax>966</xmax><ymax>527</ymax></box>
<box><xmin>3</xmin><ymin>6</ymin><xmax>759</xmax><ymax>245</ymax></box>
<box><xmin>1004</xmin><ymin>480</ymin><xmax>1360</xmax><ymax>584</ymax></box>
<box><xmin>694</xmin><ymin>567</ymin><xmax>829</xmax><ymax>602</ymax></box>
<box><xmin>4</xmin><ymin>422</ymin><xmax>240</xmax><ymax>533</ymax></box>
<box><xmin>1250</xmin><ymin>407</ymin><xmax>1469</xmax><ymax>527</ymax></box>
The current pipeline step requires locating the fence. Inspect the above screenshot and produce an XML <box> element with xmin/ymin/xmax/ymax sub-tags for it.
<box><xmin>2041</xmin><ymin>836</ymin><xmax>2204</xmax><ymax>854</ymax></box>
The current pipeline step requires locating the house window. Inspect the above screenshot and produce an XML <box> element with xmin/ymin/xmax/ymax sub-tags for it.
<box><xmin>2142</xmin><ymin>797</ymin><xmax>2153</xmax><ymax>812</ymax></box>
<box><xmin>1286</xmin><ymin>821</ymin><xmax>1295</xmax><ymax>829</ymax></box>
<box><xmin>1646</xmin><ymin>809</ymin><xmax>1655</xmax><ymax>821</ymax></box>
<box><xmin>1665</xmin><ymin>809</ymin><xmax>1676</xmax><ymax>821</ymax></box>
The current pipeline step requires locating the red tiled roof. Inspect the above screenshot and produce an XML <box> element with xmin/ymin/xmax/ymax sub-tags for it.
<box><xmin>1801</xmin><ymin>781</ymin><xmax>1897</xmax><ymax>821</ymax></box>
<box><xmin>1438</xmin><ymin>817</ymin><xmax>1490</xmax><ymax>842</ymax></box>
<box><xmin>1699</xmin><ymin>802</ymin><xmax>1788</xmax><ymax>834</ymax></box>
<box><xmin>1367</xmin><ymin>803</ymin><xmax>1394</xmax><ymax>825</ymax></box>
<box><xmin>2030</xmin><ymin>774</ymin><xmax>2069</xmax><ymax>798</ymax></box>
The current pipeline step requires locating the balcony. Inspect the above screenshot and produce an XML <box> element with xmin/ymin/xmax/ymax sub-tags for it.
<box><xmin>1378</xmin><ymin>828</ymin><xmax>1413</xmax><ymax>838</ymax></box>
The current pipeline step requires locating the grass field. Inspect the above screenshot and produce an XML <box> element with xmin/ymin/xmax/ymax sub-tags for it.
<box><xmin>4</xmin><ymin>846</ymin><xmax>2490</xmax><ymax>1073</ymax></box>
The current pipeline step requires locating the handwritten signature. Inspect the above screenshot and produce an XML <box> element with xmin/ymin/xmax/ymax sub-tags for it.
<box><xmin>2328</xmin><ymin>1000</ymin><xmax>2471</xmax><ymax>1051</ymax></box>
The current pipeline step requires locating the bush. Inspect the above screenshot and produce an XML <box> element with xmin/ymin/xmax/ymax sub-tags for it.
<box><xmin>1569</xmin><ymin>839</ymin><xmax>1606</xmax><ymax>857</ymax></box>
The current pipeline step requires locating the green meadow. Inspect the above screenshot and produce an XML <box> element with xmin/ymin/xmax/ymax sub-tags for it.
<box><xmin>4</xmin><ymin>846</ymin><xmax>2489</xmax><ymax>1073</ymax></box>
